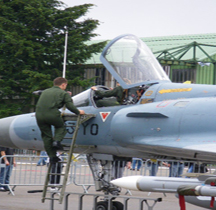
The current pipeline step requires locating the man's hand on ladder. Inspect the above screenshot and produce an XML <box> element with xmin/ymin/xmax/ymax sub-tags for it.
<box><xmin>79</xmin><ymin>110</ymin><xmax>85</xmax><ymax>115</ymax></box>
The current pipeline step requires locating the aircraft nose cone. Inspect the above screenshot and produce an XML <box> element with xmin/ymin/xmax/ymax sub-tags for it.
<box><xmin>0</xmin><ymin>115</ymin><xmax>18</xmax><ymax>148</ymax></box>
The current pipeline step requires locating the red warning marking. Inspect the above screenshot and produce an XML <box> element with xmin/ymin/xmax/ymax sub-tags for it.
<box><xmin>156</xmin><ymin>101</ymin><xmax>171</xmax><ymax>108</ymax></box>
<box><xmin>100</xmin><ymin>112</ymin><xmax>111</xmax><ymax>122</ymax></box>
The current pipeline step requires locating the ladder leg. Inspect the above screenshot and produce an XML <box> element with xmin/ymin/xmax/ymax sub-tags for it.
<box><xmin>42</xmin><ymin>163</ymin><xmax>53</xmax><ymax>203</ymax></box>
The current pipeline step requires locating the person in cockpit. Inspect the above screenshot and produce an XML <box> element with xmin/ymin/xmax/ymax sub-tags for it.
<box><xmin>133</xmin><ymin>85</ymin><xmax>149</xmax><ymax>103</ymax></box>
<box><xmin>91</xmin><ymin>82</ymin><xmax>124</xmax><ymax>107</ymax></box>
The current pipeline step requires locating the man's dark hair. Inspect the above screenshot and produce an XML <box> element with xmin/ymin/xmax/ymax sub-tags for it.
<box><xmin>53</xmin><ymin>77</ymin><xmax>68</xmax><ymax>86</ymax></box>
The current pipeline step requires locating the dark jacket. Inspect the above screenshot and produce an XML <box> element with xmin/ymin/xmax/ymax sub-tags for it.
<box><xmin>36</xmin><ymin>86</ymin><xmax>79</xmax><ymax>115</ymax></box>
<box><xmin>0</xmin><ymin>147</ymin><xmax>15</xmax><ymax>164</ymax></box>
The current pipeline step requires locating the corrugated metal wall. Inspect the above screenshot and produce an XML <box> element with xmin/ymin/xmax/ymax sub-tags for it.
<box><xmin>165</xmin><ymin>56</ymin><xmax>216</xmax><ymax>85</ymax></box>
<box><xmin>196</xmin><ymin>54</ymin><xmax>216</xmax><ymax>85</ymax></box>
<box><xmin>170</xmin><ymin>65</ymin><xmax>195</xmax><ymax>83</ymax></box>
<box><xmin>196</xmin><ymin>64</ymin><xmax>213</xmax><ymax>84</ymax></box>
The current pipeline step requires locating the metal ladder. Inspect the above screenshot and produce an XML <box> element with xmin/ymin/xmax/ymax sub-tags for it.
<box><xmin>41</xmin><ymin>114</ymin><xmax>95</xmax><ymax>204</ymax></box>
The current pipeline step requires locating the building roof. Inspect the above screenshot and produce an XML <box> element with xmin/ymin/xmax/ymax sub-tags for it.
<box><xmin>142</xmin><ymin>33</ymin><xmax>216</xmax><ymax>51</ymax></box>
<box><xmin>85</xmin><ymin>33</ymin><xmax>216</xmax><ymax>65</ymax></box>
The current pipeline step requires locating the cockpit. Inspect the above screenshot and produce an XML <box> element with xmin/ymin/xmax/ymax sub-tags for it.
<box><xmin>72</xmin><ymin>85</ymin><xmax>150</xmax><ymax>108</ymax></box>
<box><xmin>73</xmin><ymin>34</ymin><xmax>171</xmax><ymax>108</ymax></box>
<box><xmin>72</xmin><ymin>87</ymin><xmax>114</xmax><ymax>108</ymax></box>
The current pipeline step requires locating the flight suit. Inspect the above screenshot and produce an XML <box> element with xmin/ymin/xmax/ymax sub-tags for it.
<box><xmin>35</xmin><ymin>86</ymin><xmax>80</xmax><ymax>158</ymax></box>
<box><xmin>94</xmin><ymin>86</ymin><xmax>124</xmax><ymax>107</ymax></box>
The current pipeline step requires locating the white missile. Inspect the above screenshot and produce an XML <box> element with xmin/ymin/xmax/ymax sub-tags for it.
<box><xmin>185</xmin><ymin>185</ymin><xmax>216</xmax><ymax>197</ymax></box>
<box><xmin>110</xmin><ymin>176</ymin><xmax>202</xmax><ymax>193</ymax></box>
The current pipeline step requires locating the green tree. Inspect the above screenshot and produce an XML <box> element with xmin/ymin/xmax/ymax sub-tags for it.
<box><xmin>0</xmin><ymin>0</ymin><xmax>107</xmax><ymax>117</ymax></box>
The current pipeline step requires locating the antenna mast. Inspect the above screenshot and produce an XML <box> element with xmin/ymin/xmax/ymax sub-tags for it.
<box><xmin>62</xmin><ymin>31</ymin><xmax>68</xmax><ymax>78</ymax></box>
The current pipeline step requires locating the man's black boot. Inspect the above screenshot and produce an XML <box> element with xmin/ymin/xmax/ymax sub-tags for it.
<box><xmin>52</xmin><ymin>141</ymin><xmax>63</xmax><ymax>150</ymax></box>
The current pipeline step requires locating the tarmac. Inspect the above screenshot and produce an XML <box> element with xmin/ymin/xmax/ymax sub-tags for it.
<box><xmin>0</xmin><ymin>182</ymin><xmax>205</xmax><ymax>210</ymax></box>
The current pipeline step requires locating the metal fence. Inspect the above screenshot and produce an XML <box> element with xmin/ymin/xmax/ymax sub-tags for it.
<box><xmin>70</xmin><ymin>157</ymin><xmax>216</xmax><ymax>192</ymax></box>
<box><xmin>15</xmin><ymin>149</ymin><xmax>38</xmax><ymax>156</ymax></box>
<box><xmin>0</xmin><ymin>154</ymin><xmax>216</xmax><ymax>196</ymax></box>
<box><xmin>0</xmin><ymin>154</ymin><xmax>72</xmax><ymax>195</ymax></box>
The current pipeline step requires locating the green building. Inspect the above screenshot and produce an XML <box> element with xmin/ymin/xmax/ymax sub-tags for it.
<box><xmin>147</xmin><ymin>34</ymin><xmax>216</xmax><ymax>85</ymax></box>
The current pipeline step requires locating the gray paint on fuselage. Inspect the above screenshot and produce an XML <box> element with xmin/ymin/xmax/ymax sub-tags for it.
<box><xmin>0</xmin><ymin>115</ymin><xmax>18</xmax><ymax>148</ymax></box>
<box><xmin>2</xmin><ymin>81</ymin><xmax>216</xmax><ymax>161</ymax></box>
<box><xmin>141</xmin><ymin>82</ymin><xmax>216</xmax><ymax>102</ymax></box>
<box><xmin>112</xmin><ymin>98</ymin><xmax>216</xmax><ymax>147</ymax></box>
<box><xmin>11</xmin><ymin>114</ymin><xmax>43</xmax><ymax>150</ymax></box>
<box><xmin>62</xmin><ymin>105</ymin><xmax>130</xmax><ymax>146</ymax></box>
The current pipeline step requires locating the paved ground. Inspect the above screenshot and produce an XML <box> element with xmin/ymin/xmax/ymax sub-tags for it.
<box><xmin>0</xmin><ymin>183</ymin><xmax>206</xmax><ymax>210</ymax></box>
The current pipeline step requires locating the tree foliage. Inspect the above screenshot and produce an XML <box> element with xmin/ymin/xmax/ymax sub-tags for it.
<box><xmin>0</xmin><ymin>0</ymin><xmax>107</xmax><ymax>117</ymax></box>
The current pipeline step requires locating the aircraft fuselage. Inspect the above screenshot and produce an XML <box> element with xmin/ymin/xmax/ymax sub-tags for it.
<box><xmin>1</xmin><ymin>82</ymin><xmax>216</xmax><ymax>162</ymax></box>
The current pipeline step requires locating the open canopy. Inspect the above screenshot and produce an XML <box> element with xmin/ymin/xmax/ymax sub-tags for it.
<box><xmin>100</xmin><ymin>34</ymin><xmax>171</xmax><ymax>89</ymax></box>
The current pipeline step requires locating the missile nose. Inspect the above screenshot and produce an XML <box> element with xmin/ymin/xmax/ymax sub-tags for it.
<box><xmin>110</xmin><ymin>176</ymin><xmax>142</xmax><ymax>191</ymax></box>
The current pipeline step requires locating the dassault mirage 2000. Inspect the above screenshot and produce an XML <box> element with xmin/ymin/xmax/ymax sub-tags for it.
<box><xmin>1</xmin><ymin>34</ymin><xmax>216</xmax><ymax>209</ymax></box>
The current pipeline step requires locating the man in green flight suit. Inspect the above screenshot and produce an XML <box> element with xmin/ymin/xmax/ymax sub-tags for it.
<box><xmin>36</xmin><ymin>77</ymin><xmax>85</xmax><ymax>163</ymax></box>
<box><xmin>91</xmin><ymin>82</ymin><xmax>124</xmax><ymax>107</ymax></box>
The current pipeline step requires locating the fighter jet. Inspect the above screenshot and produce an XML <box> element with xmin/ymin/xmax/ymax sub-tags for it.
<box><xmin>1</xmin><ymin>34</ymin><xmax>216</xmax><ymax>209</ymax></box>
